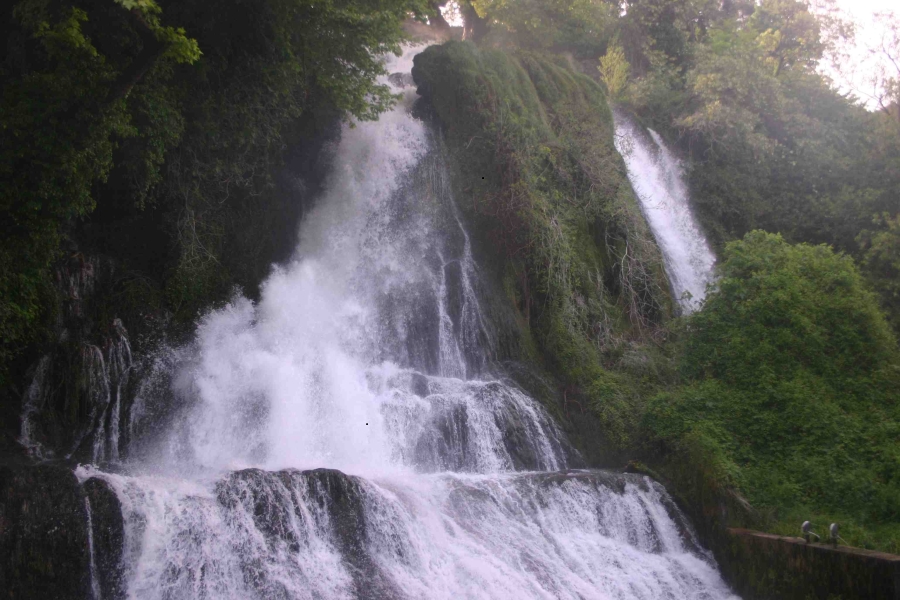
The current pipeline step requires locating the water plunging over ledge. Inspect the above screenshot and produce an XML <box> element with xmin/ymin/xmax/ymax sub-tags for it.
<box><xmin>74</xmin><ymin>48</ymin><xmax>737</xmax><ymax>599</ymax></box>
<box><xmin>614</xmin><ymin>114</ymin><xmax>716</xmax><ymax>313</ymax></box>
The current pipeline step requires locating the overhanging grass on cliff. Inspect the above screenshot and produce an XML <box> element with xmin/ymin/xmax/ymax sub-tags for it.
<box><xmin>413</xmin><ymin>41</ymin><xmax>673</xmax><ymax>462</ymax></box>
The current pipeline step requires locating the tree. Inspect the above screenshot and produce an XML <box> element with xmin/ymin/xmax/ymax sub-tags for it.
<box><xmin>751</xmin><ymin>0</ymin><xmax>823</xmax><ymax>76</ymax></box>
<box><xmin>860</xmin><ymin>213</ymin><xmax>900</xmax><ymax>331</ymax></box>
<box><xmin>0</xmin><ymin>0</ymin><xmax>433</xmax><ymax>388</ymax></box>
<box><xmin>0</xmin><ymin>0</ymin><xmax>199</xmax><ymax>386</ymax></box>
<box><xmin>467</xmin><ymin>0</ymin><xmax>618</xmax><ymax>53</ymax></box>
<box><xmin>599</xmin><ymin>42</ymin><xmax>630</xmax><ymax>99</ymax></box>
<box><xmin>684</xmin><ymin>231</ymin><xmax>897</xmax><ymax>386</ymax></box>
<box><xmin>646</xmin><ymin>231</ymin><xmax>900</xmax><ymax>548</ymax></box>
<box><xmin>867</xmin><ymin>12</ymin><xmax>900</xmax><ymax>121</ymax></box>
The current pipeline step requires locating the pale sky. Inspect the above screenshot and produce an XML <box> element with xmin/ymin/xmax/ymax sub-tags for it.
<box><xmin>440</xmin><ymin>0</ymin><xmax>897</xmax><ymax>108</ymax></box>
<box><xmin>816</xmin><ymin>0</ymin><xmax>897</xmax><ymax>107</ymax></box>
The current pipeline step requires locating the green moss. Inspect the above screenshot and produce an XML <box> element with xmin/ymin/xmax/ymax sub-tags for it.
<box><xmin>414</xmin><ymin>42</ymin><xmax>673</xmax><ymax>462</ymax></box>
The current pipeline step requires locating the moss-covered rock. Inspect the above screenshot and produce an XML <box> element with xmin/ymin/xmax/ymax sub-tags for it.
<box><xmin>412</xmin><ymin>42</ymin><xmax>673</xmax><ymax>464</ymax></box>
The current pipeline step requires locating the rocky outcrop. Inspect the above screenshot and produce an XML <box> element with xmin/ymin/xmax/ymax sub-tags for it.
<box><xmin>0</xmin><ymin>465</ymin><xmax>128</xmax><ymax>600</ymax></box>
<box><xmin>217</xmin><ymin>468</ymin><xmax>402</xmax><ymax>600</ymax></box>
<box><xmin>0</xmin><ymin>465</ymin><xmax>91</xmax><ymax>600</ymax></box>
<box><xmin>17</xmin><ymin>252</ymin><xmax>135</xmax><ymax>464</ymax></box>
<box><xmin>84</xmin><ymin>477</ymin><xmax>125</xmax><ymax>600</ymax></box>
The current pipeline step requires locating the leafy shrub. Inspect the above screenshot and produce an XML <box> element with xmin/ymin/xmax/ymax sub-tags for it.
<box><xmin>646</xmin><ymin>231</ymin><xmax>900</xmax><ymax>551</ymax></box>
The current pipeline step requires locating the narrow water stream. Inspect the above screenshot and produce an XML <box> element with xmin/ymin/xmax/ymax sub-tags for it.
<box><xmin>614</xmin><ymin>114</ymin><xmax>716</xmax><ymax>312</ymax></box>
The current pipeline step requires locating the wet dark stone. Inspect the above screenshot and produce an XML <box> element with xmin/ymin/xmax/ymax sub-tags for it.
<box><xmin>220</xmin><ymin>468</ymin><xmax>404</xmax><ymax>600</ymax></box>
<box><xmin>0</xmin><ymin>465</ymin><xmax>91</xmax><ymax>600</ymax></box>
<box><xmin>387</xmin><ymin>72</ymin><xmax>415</xmax><ymax>88</ymax></box>
<box><xmin>655</xmin><ymin>485</ymin><xmax>705</xmax><ymax>556</ymax></box>
<box><xmin>395</xmin><ymin>290</ymin><xmax>441</xmax><ymax>375</ymax></box>
<box><xmin>470</xmin><ymin>381</ymin><xmax>542</xmax><ymax>471</ymax></box>
<box><xmin>528</xmin><ymin>469</ymin><xmax>633</xmax><ymax>494</ymax></box>
<box><xmin>417</xmin><ymin>400</ymin><xmax>470</xmax><ymax>471</ymax></box>
<box><xmin>302</xmin><ymin>469</ymin><xmax>404</xmax><ymax>599</ymax></box>
<box><xmin>443</xmin><ymin>260</ymin><xmax>464</xmax><ymax>339</ymax></box>
<box><xmin>409</xmin><ymin>372</ymin><xmax>430</xmax><ymax>398</ymax></box>
<box><xmin>84</xmin><ymin>477</ymin><xmax>126</xmax><ymax>600</ymax></box>
<box><xmin>217</xmin><ymin>468</ymin><xmax>305</xmax><ymax>553</ymax></box>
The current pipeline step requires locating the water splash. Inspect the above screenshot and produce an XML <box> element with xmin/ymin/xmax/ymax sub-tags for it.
<box><xmin>614</xmin><ymin>114</ymin><xmax>716</xmax><ymax>312</ymax></box>
<box><xmin>71</xmin><ymin>47</ymin><xmax>737</xmax><ymax>599</ymax></box>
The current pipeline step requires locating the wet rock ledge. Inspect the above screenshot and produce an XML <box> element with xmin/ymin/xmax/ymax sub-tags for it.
<box><xmin>0</xmin><ymin>464</ymin><xmax>123</xmax><ymax>600</ymax></box>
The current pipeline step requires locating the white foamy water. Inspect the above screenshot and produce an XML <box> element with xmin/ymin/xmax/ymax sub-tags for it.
<box><xmin>614</xmin><ymin>114</ymin><xmax>716</xmax><ymax>312</ymax></box>
<box><xmin>73</xmin><ymin>47</ymin><xmax>737</xmax><ymax>600</ymax></box>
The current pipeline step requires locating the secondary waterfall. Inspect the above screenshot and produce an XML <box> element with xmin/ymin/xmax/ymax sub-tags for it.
<box><xmin>614</xmin><ymin>114</ymin><xmax>716</xmax><ymax>312</ymax></box>
<box><xmin>76</xmin><ymin>47</ymin><xmax>737</xmax><ymax>600</ymax></box>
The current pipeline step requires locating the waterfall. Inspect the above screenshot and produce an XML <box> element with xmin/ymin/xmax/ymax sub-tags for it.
<box><xmin>84</xmin><ymin>495</ymin><xmax>103</xmax><ymax>600</ymax></box>
<box><xmin>75</xmin><ymin>47</ymin><xmax>737</xmax><ymax>599</ymax></box>
<box><xmin>19</xmin><ymin>355</ymin><xmax>51</xmax><ymax>458</ymax></box>
<box><xmin>614</xmin><ymin>114</ymin><xmax>716</xmax><ymax>312</ymax></box>
<box><xmin>19</xmin><ymin>319</ymin><xmax>132</xmax><ymax>462</ymax></box>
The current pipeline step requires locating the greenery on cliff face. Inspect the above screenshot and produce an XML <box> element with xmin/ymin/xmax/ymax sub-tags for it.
<box><xmin>415</xmin><ymin>1</ymin><xmax>900</xmax><ymax>550</ymax></box>
<box><xmin>413</xmin><ymin>42</ymin><xmax>673</xmax><ymax>461</ymax></box>
<box><xmin>0</xmin><ymin>0</ymin><xmax>432</xmax><ymax>433</ymax></box>
<box><xmin>458</xmin><ymin>0</ymin><xmax>900</xmax><ymax>330</ymax></box>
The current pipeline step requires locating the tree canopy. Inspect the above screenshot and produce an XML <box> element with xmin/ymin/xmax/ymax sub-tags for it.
<box><xmin>0</xmin><ymin>0</ymin><xmax>432</xmax><ymax>388</ymax></box>
<box><xmin>647</xmin><ymin>232</ymin><xmax>900</xmax><ymax>550</ymax></box>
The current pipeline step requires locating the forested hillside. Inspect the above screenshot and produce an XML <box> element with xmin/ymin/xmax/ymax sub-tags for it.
<box><xmin>2</xmin><ymin>0</ymin><xmax>899</xmax><ymax>566</ymax></box>
<box><xmin>415</xmin><ymin>0</ymin><xmax>900</xmax><ymax>553</ymax></box>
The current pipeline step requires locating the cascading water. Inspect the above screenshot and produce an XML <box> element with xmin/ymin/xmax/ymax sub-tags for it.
<box><xmin>614</xmin><ymin>114</ymin><xmax>716</xmax><ymax>312</ymax></box>
<box><xmin>75</xmin><ymin>47</ymin><xmax>737</xmax><ymax>599</ymax></box>
<box><xmin>19</xmin><ymin>318</ymin><xmax>132</xmax><ymax>462</ymax></box>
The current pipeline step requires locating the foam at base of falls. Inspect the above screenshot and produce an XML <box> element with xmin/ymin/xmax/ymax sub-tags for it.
<box><xmin>61</xmin><ymin>47</ymin><xmax>737</xmax><ymax>600</ymax></box>
<box><xmin>77</xmin><ymin>466</ymin><xmax>736</xmax><ymax>600</ymax></box>
<box><xmin>614</xmin><ymin>114</ymin><xmax>716</xmax><ymax>312</ymax></box>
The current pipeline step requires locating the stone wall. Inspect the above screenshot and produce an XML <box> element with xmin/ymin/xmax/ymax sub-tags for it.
<box><xmin>721</xmin><ymin>528</ymin><xmax>900</xmax><ymax>599</ymax></box>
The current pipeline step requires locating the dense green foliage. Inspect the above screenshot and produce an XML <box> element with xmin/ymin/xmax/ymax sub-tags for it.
<box><xmin>467</xmin><ymin>0</ymin><xmax>619</xmax><ymax>53</ymax></box>
<box><xmin>615</xmin><ymin>0</ymin><xmax>900</xmax><ymax>309</ymax></box>
<box><xmin>0</xmin><ymin>0</ymin><xmax>431</xmax><ymax>395</ymax></box>
<box><xmin>645</xmin><ymin>232</ymin><xmax>900</xmax><ymax>550</ymax></box>
<box><xmin>456</xmin><ymin>0</ymin><xmax>900</xmax><ymax>326</ymax></box>
<box><xmin>438</xmin><ymin>0</ymin><xmax>900</xmax><ymax>552</ymax></box>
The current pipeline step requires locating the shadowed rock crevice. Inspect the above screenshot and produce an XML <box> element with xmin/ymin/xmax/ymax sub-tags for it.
<box><xmin>0</xmin><ymin>465</ymin><xmax>91</xmax><ymax>600</ymax></box>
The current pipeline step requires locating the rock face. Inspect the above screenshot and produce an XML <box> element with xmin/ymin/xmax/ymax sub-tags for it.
<box><xmin>17</xmin><ymin>253</ymin><xmax>135</xmax><ymax>464</ymax></box>
<box><xmin>84</xmin><ymin>477</ymin><xmax>125</xmax><ymax>600</ymax></box>
<box><xmin>216</xmin><ymin>468</ymin><xmax>402</xmax><ymax>600</ymax></box>
<box><xmin>0</xmin><ymin>465</ymin><xmax>91</xmax><ymax>600</ymax></box>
